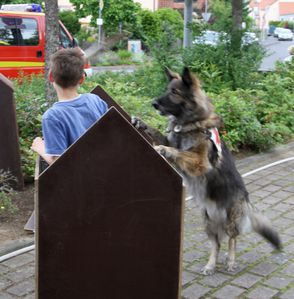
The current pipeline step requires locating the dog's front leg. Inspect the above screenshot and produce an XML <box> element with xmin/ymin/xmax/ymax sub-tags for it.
<box><xmin>201</xmin><ymin>238</ymin><xmax>220</xmax><ymax>275</ymax></box>
<box><xmin>154</xmin><ymin>145</ymin><xmax>209</xmax><ymax>177</ymax></box>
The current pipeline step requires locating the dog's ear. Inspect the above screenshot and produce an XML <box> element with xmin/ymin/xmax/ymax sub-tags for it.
<box><xmin>182</xmin><ymin>67</ymin><xmax>195</xmax><ymax>87</ymax></box>
<box><xmin>164</xmin><ymin>67</ymin><xmax>180</xmax><ymax>81</ymax></box>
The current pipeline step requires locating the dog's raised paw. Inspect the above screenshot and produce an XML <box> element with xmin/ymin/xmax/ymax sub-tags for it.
<box><xmin>131</xmin><ymin>116</ymin><xmax>147</xmax><ymax>130</ymax></box>
<box><xmin>154</xmin><ymin>145</ymin><xmax>167</xmax><ymax>157</ymax></box>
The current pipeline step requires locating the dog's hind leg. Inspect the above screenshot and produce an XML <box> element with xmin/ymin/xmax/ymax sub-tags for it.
<box><xmin>226</xmin><ymin>237</ymin><xmax>237</xmax><ymax>272</ymax></box>
<box><xmin>201</xmin><ymin>236</ymin><xmax>220</xmax><ymax>275</ymax></box>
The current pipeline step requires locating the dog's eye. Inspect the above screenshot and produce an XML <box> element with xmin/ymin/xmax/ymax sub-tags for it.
<box><xmin>171</xmin><ymin>88</ymin><xmax>178</xmax><ymax>94</ymax></box>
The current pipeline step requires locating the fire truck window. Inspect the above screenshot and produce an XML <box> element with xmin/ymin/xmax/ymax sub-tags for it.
<box><xmin>60</xmin><ymin>26</ymin><xmax>73</xmax><ymax>48</ymax></box>
<box><xmin>0</xmin><ymin>17</ymin><xmax>39</xmax><ymax>46</ymax></box>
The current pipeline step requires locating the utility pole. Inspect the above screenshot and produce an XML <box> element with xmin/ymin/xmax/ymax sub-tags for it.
<box><xmin>97</xmin><ymin>0</ymin><xmax>104</xmax><ymax>47</ymax></box>
<box><xmin>184</xmin><ymin>0</ymin><xmax>193</xmax><ymax>48</ymax></box>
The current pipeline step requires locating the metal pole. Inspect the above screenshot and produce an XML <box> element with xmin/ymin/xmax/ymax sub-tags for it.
<box><xmin>184</xmin><ymin>0</ymin><xmax>193</xmax><ymax>48</ymax></box>
<box><xmin>98</xmin><ymin>7</ymin><xmax>102</xmax><ymax>46</ymax></box>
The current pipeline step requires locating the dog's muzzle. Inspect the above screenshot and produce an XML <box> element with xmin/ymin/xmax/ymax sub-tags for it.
<box><xmin>152</xmin><ymin>100</ymin><xmax>160</xmax><ymax>110</ymax></box>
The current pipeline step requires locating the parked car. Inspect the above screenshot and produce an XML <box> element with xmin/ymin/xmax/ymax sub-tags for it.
<box><xmin>193</xmin><ymin>30</ymin><xmax>258</xmax><ymax>47</ymax></box>
<box><xmin>273</xmin><ymin>27</ymin><xmax>285</xmax><ymax>38</ymax></box>
<box><xmin>242</xmin><ymin>32</ymin><xmax>258</xmax><ymax>45</ymax></box>
<box><xmin>193</xmin><ymin>30</ymin><xmax>221</xmax><ymax>46</ymax></box>
<box><xmin>277</xmin><ymin>28</ymin><xmax>293</xmax><ymax>41</ymax></box>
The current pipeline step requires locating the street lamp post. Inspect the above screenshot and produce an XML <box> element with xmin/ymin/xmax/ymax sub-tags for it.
<box><xmin>184</xmin><ymin>0</ymin><xmax>193</xmax><ymax>48</ymax></box>
<box><xmin>97</xmin><ymin>0</ymin><xmax>104</xmax><ymax>47</ymax></box>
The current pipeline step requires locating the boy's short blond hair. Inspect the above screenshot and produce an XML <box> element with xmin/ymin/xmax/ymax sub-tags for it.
<box><xmin>50</xmin><ymin>48</ymin><xmax>85</xmax><ymax>88</ymax></box>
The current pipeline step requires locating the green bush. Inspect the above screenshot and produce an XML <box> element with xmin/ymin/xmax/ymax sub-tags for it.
<box><xmin>59</xmin><ymin>10</ymin><xmax>81</xmax><ymax>36</ymax></box>
<box><xmin>183</xmin><ymin>40</ymin><xmax>265</xmax><ymax>92</ymax></box>
<box><xmin>14</xmin><ymin>75</ymin><xmax>46</xmax><ymax>179</ymax></box>
<box><xmin>0</xmin><ymin>170</ymin><xmax>17</xmax><ymax>215</ymax></box>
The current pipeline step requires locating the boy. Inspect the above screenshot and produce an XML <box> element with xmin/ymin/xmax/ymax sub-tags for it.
<box><xmin>31</xmin><ymin>48</ymin><xmax>108</xmax><ymax>164</ymax></box>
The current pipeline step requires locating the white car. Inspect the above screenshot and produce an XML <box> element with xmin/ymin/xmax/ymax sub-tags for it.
<box><xmin>273</xmin><ymin>27</ymin><xmax>284</xmax><ymax>38</ymax></box>
<box><xmin>193</xmin><ymin>30</ymin><xmax>220</xmax><ymax>46</ymax></box>
<box><xmin>277</xmin><ymin>28</ymin><xmax>293</xmax><ymax>41</ymax></box>
<box><xmin>242</xmin><ymin>32</ymin><xmax>259</xmax><ymax>45</ymax></box>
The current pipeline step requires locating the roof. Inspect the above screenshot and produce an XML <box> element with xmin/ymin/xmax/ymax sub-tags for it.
<box><xmin>280</xmin><ymin>2</ymin><xmax>294</xmax><ymax>15</ymax></box>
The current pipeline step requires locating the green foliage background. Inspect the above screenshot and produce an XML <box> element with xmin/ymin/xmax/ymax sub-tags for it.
<box><xmin>14</xmin><ymin>60</ymin><xmax>294</xmax><ymax>179</ymax></box>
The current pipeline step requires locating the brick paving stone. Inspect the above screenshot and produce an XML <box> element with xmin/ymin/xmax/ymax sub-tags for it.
<box><xmin>283</xmin><ymin>226</ymin><xmax>294</xmax><ymax>236</ymax></box>
<box><xmin>0</xmin><ymin>264</ymin><xmax>9</xmax><ymax>275</ymax></box>
<box><xmin>250</xmin><ymin>262</ymin><xmax>279</xmax><ymax>276</ymax></box>
<box><xmin>280</xmin><ymin>287</ymin><xmax>294</xmax><ymax>299</ymax></box>
<box><xmin>272</xmin><ymin>203</ymin><xmax>293</xmax><ymax>213</ymax></box>
<box><xmin>6</xmin><ymin>278</ymin><xmax>34</xmax><ymax>297</ymax></box>
<box><xmin>281</xmin><ymin>264</ymin><xmax>294</xmax><ymax>276</ymax></box>
<box><xmin>284</xmin><ymin>197</ymin><xmax>294</xmax><ymax>205</ymax></box>
<box><xmin>262</xmin><ymin>185</ymin><xmax>282</xmax><ymax>192</ymax></box>
<box><xmin>182</xmin><ymin>271</ymin><xmax>198</xmax><ymax>285</ymax></box>
<box><xmin>272</xmin><ymin>217</ymin><xmax>294</xmax><ymax>230</ymax></box>
<box><xmin>268</xmin><ymin>252</ymin><xmax>290</xmax><ymax>265</ymax></box>
<box><xmin>255</xmin><ymin>202</ymin><xmax>271</xmax><ymax>211</ymax></box>
<box><xmin>262</xmin><ymin>196</ymin><xmax>283</xmax><ymax>205</ymax></box>
<box><xmin>246</xmin><ymin>286</ymin><xmax>279</xmax><ymax>299</ymax></box>
<box><xmin>263</xmin><ymin>209</ymin><xmax>281</xmax><ymax>220</ymax></box>
<box><xmin>273</xmin><ymin>180</ymin><xmax>293</xmax><ymax>187</ymax></box>
<box><xmin>283</xmin><ymin>210</ymin><xmax>294</xmax><ymax>219</ymax></box>
<box><xmin>239</xmin><ymin>250</ymin><xmax>264</xmax><ymax>264</ymax></box>
<box><xmin>182</xmin><ymin>282</ymin><xmax>211</xmax><ymax>299</ymax></box>
<box><xmin>254</xmin><ymin>178</ymin><xmax>272</xmax><ymax>187</ymax></box>
<box><xmin>263</xmin><ymin>276</ymin><xmax>294</xmax><ymax>289</ymax></box>
<box><xmin>212</xmin><ymin>285</ymin><xmax>244</xmax><ymax>299</ymax></box>
<box><xmin>251</xmin><ymin>190</ymin><xmax>272</xmax><ymax>198</ymax></box>
<box><xmin>183</xmin><ymin>250</ymin><xmax>206</xmax><ymax>263</ymax></box>
<box><xmin>0</xmin><ymin>293</ymin><xmax>16</xmax><ymax>299</ymax></box>
<box><xmin>254</xmin><ymin>243</ymin><xmax>276</xmax><ymax>254</ymax></box>
<box><xmin>2</xmin><ymin>254</ymin><xmax>34</xmax><ymax>269</ymax></box>
<box><xmin>247</xmin><ymin>183</ymin><xmax>264</xmax><ymax>193</ymax></box>
<box><xmin>279</xmin><ymin>234</ymin><xmax>294</xmax><ymax>243</ymax></box>
<box><xmin>0</xmin><ymin>277</ymin><xmax>13</xmax><ymax>290</ymax></box>
<box><xmin>5</xmin><ymin>264</ymin><xmax>34</xmax><ymax>283</ymax></box>
<box><xmin>283</xmin><ymin>242</ymin><xmax>294</xmax><ymax>254</ymax></box>
<box><xmin>284</xmin><ymin>185</ymin><xmax>294</xmax><ymax>193</ymax></box>
<box><xmin>200</xmin><ymin>272</ymin><xmax>231</xmax><ymax>287</ymax></box>
<box><xmin>232</xmin><ymin>273</ymin><xmax>262</xmax><ymax>289</ymax></box>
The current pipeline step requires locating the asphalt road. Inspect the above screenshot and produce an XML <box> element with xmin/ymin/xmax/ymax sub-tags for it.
<box><xmin>260</xmin><ymin>36</ymin><xmax>293</xmax><ymax>71</ymax></box>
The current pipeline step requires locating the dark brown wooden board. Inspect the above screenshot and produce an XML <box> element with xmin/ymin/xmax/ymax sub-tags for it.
<box><xmin>37</xmin><ymin>107</ymin><xmax>183</xmax><ymax>299</ymax></box>
<box><xmin>0</xmin><ymin>74</ymin><xmax>23</xmax><ymax>190</ymax></box>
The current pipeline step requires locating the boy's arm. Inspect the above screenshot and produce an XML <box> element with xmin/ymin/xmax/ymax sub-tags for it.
<box><xmin>31</xmin><ymin>137</ymin><xmax>58</xmax><ymax>165</ymax></box>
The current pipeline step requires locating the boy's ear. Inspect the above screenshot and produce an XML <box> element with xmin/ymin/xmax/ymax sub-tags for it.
<box><xmin>49</xmin><ymin>70</ymin><xmax>54</xmax><ymax>83</ymax></box>
<box><xmin>79</xmin><ymin>74</ymin><xmax>85</xmax><ymax>85</ymax></box>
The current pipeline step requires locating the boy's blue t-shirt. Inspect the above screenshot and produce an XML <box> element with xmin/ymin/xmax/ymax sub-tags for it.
<box><xmin>42</xmin><ymin>93</ymin><xmax>108</xmax><ymax>156</ymax></box>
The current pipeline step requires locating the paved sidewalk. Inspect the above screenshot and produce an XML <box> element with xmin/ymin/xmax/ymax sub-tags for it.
<box><xmin>0</xmin><ymin>143</ymin><xmax>293</xmax><ymax>299</ymax></box>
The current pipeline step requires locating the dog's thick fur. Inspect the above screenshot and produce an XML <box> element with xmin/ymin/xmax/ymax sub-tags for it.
<box><xmin>133</xmin><ymin>67</ymin><xmax>281</xmax><ymax>275</ymax></box>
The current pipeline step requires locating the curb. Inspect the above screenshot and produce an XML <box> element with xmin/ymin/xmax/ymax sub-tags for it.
<box><xmin>0</xmin><ymin>236</ymin><xmax>34</xmax><ymax>257</ymax></box>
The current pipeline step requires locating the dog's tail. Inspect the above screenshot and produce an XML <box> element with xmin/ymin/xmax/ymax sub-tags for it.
<box><xmin>250</xmin><ymin>211</ymin><xmax>282</xmax><ymax>250</ymax></box>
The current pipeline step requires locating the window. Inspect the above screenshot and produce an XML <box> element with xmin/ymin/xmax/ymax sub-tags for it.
<box><xmin>0</xmin><ymin>17</ymin><xmax>39</xmax><ymax>46</ymax></box>
<box><xmin>60</xmin><ymin>25</ymin><xmax>73</xmax><ymax>49</ymax></box>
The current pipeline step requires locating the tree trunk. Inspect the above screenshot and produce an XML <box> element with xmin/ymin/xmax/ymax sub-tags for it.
<box><xmin>45</xmin><ymin>0</ymin><xmax>59</xmax><ymax>105</ymax></box>
<box><xmin>231</xmin><ymin>0</ymin><xmax>243</xmax><ymax>51</ymax></box>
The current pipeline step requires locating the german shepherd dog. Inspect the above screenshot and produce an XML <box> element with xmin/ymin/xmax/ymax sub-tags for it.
<box><xmin>133</xmin><ymin>67</ymin><xmax>281</xmax><ymax>275</ymax></box>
